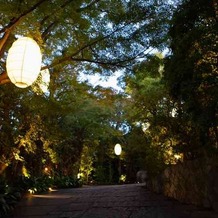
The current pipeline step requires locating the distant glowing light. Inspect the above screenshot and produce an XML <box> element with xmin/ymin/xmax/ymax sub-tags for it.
<box><xmin>114</xmin><ymin>143</ymin><xmax>122</xmax><ymax>156</ymax></box>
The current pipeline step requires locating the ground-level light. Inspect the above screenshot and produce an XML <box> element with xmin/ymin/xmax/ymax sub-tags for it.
<box><xmin>6</xmin><ymin>37</ymin><xmax>42</xmax><ymax>88</ymax></box>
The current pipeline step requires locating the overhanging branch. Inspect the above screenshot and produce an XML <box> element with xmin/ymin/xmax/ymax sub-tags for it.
<box><xmin>0</xmin><ymin>72</ymin><xmax>10</xmax><ymax>85</ymax></box>
<box><xmin>0</xmin><ymin>0</ymin><xmax>49</xmax><ymax>34</ymax></box>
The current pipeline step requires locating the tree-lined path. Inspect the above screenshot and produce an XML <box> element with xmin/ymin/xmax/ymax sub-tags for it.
<box><xmin>9</xmin><ymin>184</ymin><xmax>217</xmax><ymax>218</ymax></box>
<box><xmin>1</xmin><ymin>0</ymin><xmax>217</xmax><ymax>216</ymax></box>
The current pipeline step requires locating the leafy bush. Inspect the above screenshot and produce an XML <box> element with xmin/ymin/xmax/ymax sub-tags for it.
<box><xmin>0</xmin><ymin>185</ymin><xmax>21</xmax><ymax>217</ymax></box>
<box><xmin>21</xmin><ymin>176</ymin><xmax>53</xmax><ymax>194</ymax></box>
<box><xmin>15</xmin><ymin>175</ymin><xmax>82</xmax><ymax>194</ymax></box>
<box><xmin>53</xmin><ymin>176</ymin><xmax>82</xmax><ymax>189</ymax></box>
<box><xmin>0</xmin><ymin>175</ymin><xmax>82</xmax><ymax>216</ymax></box>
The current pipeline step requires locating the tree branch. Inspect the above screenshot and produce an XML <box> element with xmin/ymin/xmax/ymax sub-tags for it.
<box><xmin>41</xmin><ymin>21</ymin><xmax>57</xmax><ymax>41</ymax></box>
<box><xmin>76</xmin><ymin>0</ymin><xmax>101</xmax><ymax>12</ymax></box>
<box><xmin>0</xmin><ymin>0</ymin><xmax>49</xmax><ymax>61</ymax></box>
<box><xmin>0</xmin><ymin>71</ymin><xmax>10</xmax><ymax>85</ymax></box>
<box><xmin>70</xmin><ymin>57</ymin><xmax>131</xmax><ymax>68</ymax></box>
<box><xmin>0</xmin><ymin>0</ymin><xmax>49</xmax><ymax>34</ymax></box>
<box><xmin>0</xmin><ymin>31</ymin><xmax>11</xmax><ymax>56</ymax></box>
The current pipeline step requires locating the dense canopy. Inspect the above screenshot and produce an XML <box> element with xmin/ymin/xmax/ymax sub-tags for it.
<box><xmin>0</xmin><ymin>0</ymin><xmax>172</xmax><ymax>77</ymax></box>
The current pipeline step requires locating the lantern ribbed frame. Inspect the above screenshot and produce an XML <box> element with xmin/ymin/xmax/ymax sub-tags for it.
<box><xmin>6</xmin><ymin>37</ymin><xmax>42</xmax><ymax>88</ymax></box>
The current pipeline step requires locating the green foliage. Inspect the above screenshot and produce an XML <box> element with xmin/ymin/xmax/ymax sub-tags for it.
<box><xmin>93</xmin><ymin>162</ymin><xmax>117</xmax><ymax>185</ymax></box>
<box><xmin>22</xmin><ymin>176</ymin><xmax>52</xmax><ymax>194</ymax></box>
<box><xmin>0</xmin><ymin>0</ymin><xmax>173</xmax><ymax>77</ymax></box>
<box><xmin>0</xmin><ymin>191</ymin><xmax>21</xmax><ymax>217</ymax></box>
<box><xmin>92</xmin><ymin>165</ymin><xmax>108</xmax><ymax>184</ymax></box>
<box><xmin>0</xmin><ymin>0</ymin><xmax>191</xmax><ymax>196</ymax></box>
<box><xmin>124</xmin><ymin>126</ymin><xmax>166</xmax><ymax>179</ymax></box>
<box><xmin>0</xmin><ymin>175</ymin><xmax>82</xmax><ymax>216</ymax></box>
<box><xmin>125</xmin><ymin>54</ymin><xmax>166</xmax><ymax>122</ymax></box>
<box><xmin>164</xmin><ymin>0</ymin><xmax>218</xmax><ymax>157</ymax></box>
<box><xmin>122</xmin><ymin>51</ymin><xmax>190</xmax><ymax>180</ymax></box>
<box><xmin>0</xmin><ymin>176</ymin><xmax>22</xmax><ymax>217</ymax></box>
<box><xmin>52</xmin><ymin>176</ymin><xmax>82</xmax><ymax>189</ymax></box>
<box><xmin>79</xmin><ymin>145</ymin><xmax>94</xmax><ymax>183</ymax></box>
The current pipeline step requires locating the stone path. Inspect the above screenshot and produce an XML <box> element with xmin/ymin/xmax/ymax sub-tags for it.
<box><xmin>9</xmin><ymin>184</ymin><xmax>217</xmax><ymax>218</ymax></box>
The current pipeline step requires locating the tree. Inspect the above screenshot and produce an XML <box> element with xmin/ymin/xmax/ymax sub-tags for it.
<box><xmin>0</xmin><ymin>0</ymin><xmax>179</xmax><ymax>185</ymax></box>
<box><xmin>0</xmin><ymin>0</ymin><xmax>172</xmax><ymax>80</ymax></box>
<box><xmin>122</xmin><ymin>54</ymin><xmax>182</xmax><ymax>179</ymax></box>
<box><xmin>164</xmin><ymin>0</ymin><xmax>218</xmax><ymax>157</ymax></box>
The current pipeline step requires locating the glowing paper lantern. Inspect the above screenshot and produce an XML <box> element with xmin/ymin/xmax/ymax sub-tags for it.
<box><xmin>114</xmin><ymin>143</ymin><xmax>122</xmax><ymax>156</ymax></box>
<box><xmin>6</xmin><ymin>37</ymin><xmax>42</xmax><ymax>88</ymax></box>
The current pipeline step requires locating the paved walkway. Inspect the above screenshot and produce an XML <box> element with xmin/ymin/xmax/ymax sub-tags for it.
<box><xmin>9</xmin><ymin>184</ymin><xmax>217</xmax><ymax>218</ymax></box>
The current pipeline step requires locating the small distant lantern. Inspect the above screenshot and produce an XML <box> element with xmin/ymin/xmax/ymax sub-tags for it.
<box><xmin>6</xmin><ymin>37</ymin><xmax>42</xmax><ymax>88</ymax></box>
<box><xmin>114</xmin><ymin>143</ymin><xmax>122</xmax><ymax>156</ymax></box>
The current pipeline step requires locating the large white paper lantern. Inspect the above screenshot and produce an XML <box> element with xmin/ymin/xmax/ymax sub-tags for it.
<box><xmin>6</xmin><ymin>37</ymin><xmax>42</xmax><ymax>88</ymax></box>
<box><xmin>114</xmin><ymin>143</ymin><xmax>122</xmax><ymax>156</ymax></box>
